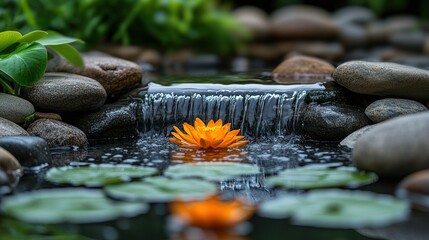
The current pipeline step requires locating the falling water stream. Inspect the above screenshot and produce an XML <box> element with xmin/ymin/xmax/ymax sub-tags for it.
<box><xmin>135</xmin><ymin>82</ymin><xmax>323</xmax><ymax>137</ymax></box>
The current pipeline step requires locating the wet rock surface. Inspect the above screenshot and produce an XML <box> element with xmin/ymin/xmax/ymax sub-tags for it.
<box><xmin>0</xmin><ymin>93</ymin><xmax>35</xmax><ymax>124</ymax></box>
<box><xmin>233</xmin><ymin>6</ymin><xmax>270</xmax><ymax>38</ymax></box>
<box><xmin>70</xmin><ymin>103</ymin><xmax>138</xmax><ymax>139</ymax></box>
<box><xmin>0</xmin><ymin>117</ymin><xmax>29</xmax><ymax>136</ymax></box>
<box><xmin>353</xmin><ymin>111</ymin><xmax>429</xmax><ymax>177</ymax></box>
<box><xmin>365</xmin><ymin>98</ymin><xmax>428</xmax><ymax>123</ymax></box>
<box><xmin>0</xmin><ymin>136</ymin><xmax>52</xmax><ymax>168</ymax></box>
<box><xmin>302</xmin><ymin>102</ymin><xmax>371</xmax><ymax>141</ymax></box>
<box><xmin>21</xmin><ymin>73</ymin><xmax>107</xmax><ymax>112</ymax></box>
<box><xmin>27</xmin><ymin>119</ymin><xmax>88</xmax><ymax>147</ymax></box>
<box><xmin>333</xmin><ymin>61</ymin><xmax>429</xmax><ymax>102</ymax></box>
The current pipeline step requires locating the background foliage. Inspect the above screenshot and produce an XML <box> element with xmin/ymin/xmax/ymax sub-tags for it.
<box><xmin>1</xmin><ymin>0</ymin><xmax>248</xmax><ymax>55</ymax></box>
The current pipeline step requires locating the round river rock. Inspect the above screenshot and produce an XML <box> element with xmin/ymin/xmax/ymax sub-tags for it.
<box><xmin>0</xmin><ymin>93</ymin><xmax>35</xmax><ymax>123</ymax></box>
<box><xmin>27</xmin><ymin>119</ymin><xmax>88</xmax><ymax>147</ymax></box>
<box><xmin>333</xmin><ymin>61</ymin><xmax>429</xmax><ymax>102</ymax></box>
<box><xmin>365</xmin><ymin>98</ymin><xmax>428</xmax><ymax>123</ymax></box>
<box><xmin>302</xmin><ymin>102</ymin><xmax>371</xmax><ymax>141</ymax></box>
<box><xmin>21</xmin><ymin>73</ymin><xmax>107</xmax><ymax>112</ymax></box>
<box><xmin>353</xmin><ymin>111</ymin><xmax>429</xmax><ymax>177</ymax></box>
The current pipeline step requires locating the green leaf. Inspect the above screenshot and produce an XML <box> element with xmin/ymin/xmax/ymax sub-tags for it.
<box><xmin>18</xmin><ymin>30</ymin><xmax>48</xmax><ymax>43</ymax></box>
<box><xmin>45</xmin><ymin>164</ymin><xmax>158</xmax><ymax>187</ymax></box>
<box><xmin>164</xmin><ymin>162</ymin><xmax>260</xmax><ymax>181</ymax></box>
<box><xmin>0</xmin><ymin>42</ymin><xmax>47</xmax><ymax>87</ymax></box>
<box><xmin>1</xmin><ymin>188</ymin><xmax>148</xmax><ymax>224</ymax></box>
<box><xmin>266</xmin><ymin>164</ymin><xmax>378</xmax><ymax>189</ymax></box>
<box><xmin>258</xmin><ymin>190</ymin><xmax>409</xmax><ymax>228</ymax></box>
<box><xmin>104</xmin><ymin>177</ymin><xmax>218</xmax><ymax>202</ymax></box>
<box><xmin>47</xmin><ymin>44</ymin><xmax>84</xmax><ymax>67</ymax></box>
<box><xmin>36</xmin><ymin>31</ymin><xmax>84</xmax><ymax>45</ymax></box>
<box><xmin>0</xmin><ymin>31</ymin><xmax>22</xmax><ymax>52</ymax></box>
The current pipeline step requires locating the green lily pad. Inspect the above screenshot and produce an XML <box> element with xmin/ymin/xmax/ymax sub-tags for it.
<box><xmin>105</xmin><ymin>177</ymin><xmax>218</xmax><ymax>202</ymax></box>
<box><xmin>266</xmin><ymin>164</ymin><xmax>378</xmax><ymax>189</ymax></box>
<box><xmin>1</xmin><ymin>188</ymin><xmax>148</xmax><ymax>224</ymax></box>
<box><xmin>259</xmin><ymin>190</ymin><xmax>409</xmax><ymax>228</ymax></box>
<box><xmin>164</xmin><ymin>162</ymin><xmax>260</xmax><ymax>181</ymax></box>
<box><xmin>45</xmin><ymin>164</ymin><xmax>158</xmax><ymax>187</ymax></box>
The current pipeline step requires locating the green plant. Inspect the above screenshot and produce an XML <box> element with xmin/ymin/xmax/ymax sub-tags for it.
<box><xmin>3</xmin><ymin>0</ymin><xmax>248</xmax><ymax>55</ymax></box>
<box><xmin>0</xmin><ymin>30</ymin><xmax>83</xmax><ymax>95</ymax></box>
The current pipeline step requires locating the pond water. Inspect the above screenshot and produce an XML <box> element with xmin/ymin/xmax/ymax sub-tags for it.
<box><xmin>2</xmin><ymin>73</ymin><xmax>428</xmax><ymax>240</ymax></box>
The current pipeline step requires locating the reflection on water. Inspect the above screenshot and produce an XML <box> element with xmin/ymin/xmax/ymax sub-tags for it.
<box><xmin>170</xmin><ymin>148</ymin><xmax>248</xmax><ymax>163</ymax></box>
<box><xmin>6</xmin><ymin>134</ymin><xmax>429</xmax><ymax>240</ymax></box>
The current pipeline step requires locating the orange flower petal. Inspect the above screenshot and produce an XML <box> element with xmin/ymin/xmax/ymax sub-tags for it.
<box><xmin>170</xmin><ymin>119</ymin><xmax>248</xmax><ymax>149</ymax></box>
<box><xmin>227</xmin><ymin>140</ymin><xmax>249</xmax><ymax>149</ymax></box>
<box><xmin>173</xmin><ymin>126</ymin><xmax>198</xmax><ymax>145</ymax></box>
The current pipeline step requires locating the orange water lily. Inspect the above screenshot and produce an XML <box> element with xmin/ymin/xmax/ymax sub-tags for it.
<box><xmin>169</xmin><ymin>118</ymin><xmax>249</xmax><ymax>149</ymax></box>
<box><xmin>170</xmin><ymin>195</ymin><xmax>255</xmax><ymax>229</ymax></box>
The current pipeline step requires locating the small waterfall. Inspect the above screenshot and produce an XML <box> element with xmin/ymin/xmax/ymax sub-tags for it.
<box><xmin>134</xmin><ymin>83</ymin><xmax>314</xmax><ymax>138</ymax></box>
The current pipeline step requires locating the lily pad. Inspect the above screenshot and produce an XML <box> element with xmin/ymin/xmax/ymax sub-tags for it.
<box><xmin>259</xmin><ymin>190</ymin><xmax>409</xmax><ymax>228</ymax></box>
<box><xmin>266</xmin><ymin>165</ymin><xmax>377</xmax><ymax>189</ymax></box>
<box><xmin>1</xmin><ymin>188</ymin><xmax>148</xmax><ymax>224</ymax></box>
<box><xmin>164</xmin><ymin>162</ymin><xmax>260</xmax><ymax>181</ymax></box>
<box><xmin>105</xmin><ymin>177</ymin><xmax>218</xmax><ymax>202</ymax></box>
<box><xmin>45</xmin><ymin>164</ymin><xmax>158</xmax><ymax>187</ymax></box>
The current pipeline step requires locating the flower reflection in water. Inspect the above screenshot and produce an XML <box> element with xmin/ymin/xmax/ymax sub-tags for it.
<box><xmin>169</xmin><ymin>195</ymin><xmax>255</xmax><ymax>240</ymax></box>
<box><xmin>170</xmin><ymin>148</ymin><xmax>248</xmax><ymax>163</ymax></box>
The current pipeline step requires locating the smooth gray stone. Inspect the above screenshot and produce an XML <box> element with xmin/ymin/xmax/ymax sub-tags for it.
<box><xmin>333</xmin><ymin>61</ymin><xmax>429</xmax><ymax>102</ymax></box>
<box><xmin>365</xmin><ymin>98</ymin><xmax>428</xmax><ymax>123</ymax></box>
<box><xmin>302</xmin><ymin>102</ymin><xmax>371</xmax><ymax>141</ymax></box>
<box><xmin>21</xmin><ymin>72</ymin><xmax>107</xmax><ymax>112</ymax></box>
<box><xmin>0</xmin><ymin>93</ymin><xmax>35</xmax><ymax>123</ymax></box>
<box><xmin>0</xmin><ymin>117</ymin><xmax>29</xmax><ymax>136</ymax></box>
<box><xmin>27</xmin><ymin>119</ymin><xmax>88</xmax><ymax>147</ymax></box>
<box><xmin>0</xmin><ymin>136</ymin><xmax>52</xmax><ymax>168</ymax></box>
<box><xmin>353</xmin><ymin>111</ymin><xmax>429</xmax><ymax>177</ymax></box>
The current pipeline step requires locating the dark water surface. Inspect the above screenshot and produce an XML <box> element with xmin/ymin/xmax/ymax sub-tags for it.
<box><xmin>7</xmin><ymin>135</ymin><xmax>415</xmax><ymax>240</ymax></box>
<box><xmin>3</xmin><ymin>75</ymin><xmax>428</xmax><ymax>239</ymax></box>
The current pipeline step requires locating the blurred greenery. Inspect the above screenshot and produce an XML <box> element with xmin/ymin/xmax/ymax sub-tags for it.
<box><xmin>1</xmin><ymin>0</ymin><xmax>248</xmax><ymax>55</ymax></box>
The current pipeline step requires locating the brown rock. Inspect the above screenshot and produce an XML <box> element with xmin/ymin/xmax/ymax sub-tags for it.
<box><xmin>27</xmin><ymin>119</ymin><xmax>88</xmax><ymax>147</ymax></box>
<box><xmin>0</xmin><ymin>147</ymin><xmax>22</xmax><ymax>174</ymax></box>
<box><xmin>0</xmin><ymin>146</ymin><xmax>23</xmax><ymax>187</ymax></box>
<box><xmin>273</xmin><ymin>56</ymin><xmax>335</xmax><ymax>84</ymax></box>
<box><xmin>0</xmin><ymin>117</ymin><xmax>28</xmax><ymax>136</ymax></box>
<box><xmin>34</xmin><ymin>112</ymin><xmax>62</xmax><ymax>121</ymax></box>
<box><xmin>49</xmin><ymin>56</ymin><xmax>143</xmax><ymax>95</ymax></box>
<box><xmin>270</xmin><ymin>5</ymin><xmax>338</xmax><ymax>39</ymax></box>
<box><xmin>397</xmin><ymin>169</ymin><xmax>429</xmax><ymax>211</ymax></box>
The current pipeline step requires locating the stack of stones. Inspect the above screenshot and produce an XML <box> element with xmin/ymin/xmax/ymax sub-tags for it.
<box><xmin>233</xmin><ymin>5</ymin><xmax>429</xmax><ymax>69</ymax></box>
<box><xmin>248</xmin><ymin>5</ymin><xmax>429</xmax><ymax>190</ymax></box>
<box><xmin>0</xmin><ymin>55</ymin><xmax>143</xmax><ymax>180</ymax></box>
